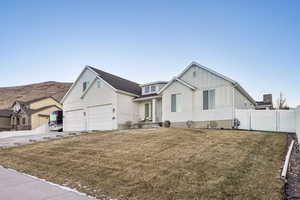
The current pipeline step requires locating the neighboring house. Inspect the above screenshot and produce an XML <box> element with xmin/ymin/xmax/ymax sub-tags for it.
<box><xmin>62</xmin><ymin>62</ymin><xmax>256</xmax><ymax>131</ymax></box>
<box><xmin>0</xmin><ymin>109</ymin><xmax>12</xmax><ymax>131</ymax></box>
<box><xmin>256</xmin><ymin>94</ymin><xmax>273</xmax><ymax>110</ymax></box>
<box><xmin>11</xmin><ymin>96</ymin><xmax>62</xmax><ymax>130</ymax></box>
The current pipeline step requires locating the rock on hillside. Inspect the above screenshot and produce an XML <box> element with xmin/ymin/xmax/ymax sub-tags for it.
<box><xmin>0</xmin><ymin>81</ymin><xmax>72</xmax><ymax>109</ymax></box>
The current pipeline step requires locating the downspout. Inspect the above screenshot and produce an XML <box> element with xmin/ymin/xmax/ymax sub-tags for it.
<box><xmin>232</xmin><ymin>84</ymin><xmax>236</xmax><ymax>128</ymax></box>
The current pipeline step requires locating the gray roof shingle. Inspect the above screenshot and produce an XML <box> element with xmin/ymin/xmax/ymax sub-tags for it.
<box><xmin>89</xmin><ymin>66</ymin><xmax>141</xmax><ymax>96</ymax></box>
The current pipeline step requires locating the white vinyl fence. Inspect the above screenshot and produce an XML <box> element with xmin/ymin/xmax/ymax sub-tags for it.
<box><xmin>236</xmin><ymin>109</ymin><xmax>296</xmax><ymax>133</ymax></box>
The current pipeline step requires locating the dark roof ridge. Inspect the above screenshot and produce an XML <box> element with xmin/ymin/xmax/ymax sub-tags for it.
<box><xmin>14</xmin><ymin>96</ymin><xmax>59</xmax><ymax>106</ymax></box>
<box><xmin>88</xmin><ymin>66</ymin><xmax>141</xmax><ymax>96</ymax></box>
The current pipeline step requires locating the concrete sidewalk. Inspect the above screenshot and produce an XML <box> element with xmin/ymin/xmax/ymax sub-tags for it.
<box><xmin>0</xmin><ymin>166</ymin><xmax>96</xmax><ymax>200</ymax></box>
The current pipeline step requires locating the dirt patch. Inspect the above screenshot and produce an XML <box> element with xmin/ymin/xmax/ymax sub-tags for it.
<box><xmin>0</xmin><ymin>128</ymin><xmax>287</xmax><ymax>200</ymax></box>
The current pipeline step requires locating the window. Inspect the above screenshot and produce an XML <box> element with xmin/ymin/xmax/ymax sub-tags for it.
<box><xmin>151</xmin><ymin>85</ymin><xmax>156</xmax><ymax>92</ymax></box>
<box><xmin>22</xmin><ymin>118</ymin><xmax>26</xmax><ymax>125</ymax></box>
<box><xmin>145</xmin><ymin>86</ymin><xmax>150</xmax><ymax>93</ymax></box>
<box><xmin>83</xmin><ymin>81</ymin><xmax>89</xmax><ymax>92</ymax></box>
<box><xmin>17</xmin><ymin>117</ymin><xmax>20</xmax><ymax>125</ymax></box>
<box><xmin>97</xmin><ymin>80</ymin><xmax>102</xmax><ymax>88</ymax></box>
<box><xmin>203</xmin><ymin>89</ymin><xmax>215</xmax><ymax>110</ymax></box>
<box><xmin>171</xmin><ymin>94</ymin><xmax>181</xmax><ymax>112</ymax></box>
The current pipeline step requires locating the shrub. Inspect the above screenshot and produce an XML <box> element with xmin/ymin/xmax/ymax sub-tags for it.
<box><xmin>186</xmin><ymin>120</ymin><xmax>193</xmax><ymax>128</ymax></box>
<box><xmin>164</xmin><ymin>120</ymin><xmax>171</xmax><ymax>128</ymax></box>
<box><xmin>124</xmin><ymin>121</ymin><xmax>132</xmax><ymax>129</ymax></box>
<box><xmin>210</xmin><ymin>121</ymin><xmax>218</xmax><ymax>129</ymax></box>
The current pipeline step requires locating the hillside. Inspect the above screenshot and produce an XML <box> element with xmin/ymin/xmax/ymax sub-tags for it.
<box><xmin>0</xmin><ymin>81</ymin><xmax>72</xmax><ymax>109</ymax></box>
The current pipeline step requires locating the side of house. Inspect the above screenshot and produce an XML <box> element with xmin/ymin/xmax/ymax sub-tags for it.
<box><xmin>62</xmin><ymin>66</ymin><xmax>140</xmax><ymax>131</ymax></box>
<box><xmin>159</xmin><ymin>62</ymin><xmax>255</xmax><ymax>129</ymax></box>
<box><xmin>11</xmin><ymin>97</ymin><xmax>62</xmax><ymax>130</ymax></box>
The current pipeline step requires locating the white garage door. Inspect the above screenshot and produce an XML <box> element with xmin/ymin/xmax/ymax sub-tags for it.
<box><xmin>65</xmin><ymin>109</ymin><xmax>86</xmax><ymax>131</ymax></box>
<box><xmin>87</xmin><ymin>104</ymin><xmax>113</xmax><ymax>131</ymax></box>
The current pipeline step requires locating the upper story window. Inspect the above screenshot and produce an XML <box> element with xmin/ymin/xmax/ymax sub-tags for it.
<box><xmin>145</xmin><ymin>86</ymin><xmax>150</xmax><ymax>93</ymax></box>
<box><xmin>151</xmin><ymin>85</ymin><xmax>156</xmax><ymax>92</ymax></box>
<box><xmin>83</xmin><ymin>81</ymin><xmax>89</xmax><ymax>92</ymax></box>
<box><xmin>203</xmin><ymin>89</ymin><xmax>215</xmax><ymax>110</ymax></box>
<box><xmin>171</xmin><ymin>94</ymin><xmax>181</xmax><ymax>112</ymax></box>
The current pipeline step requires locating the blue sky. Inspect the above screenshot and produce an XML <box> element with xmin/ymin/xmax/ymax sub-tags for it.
<box><xmin>0</xmin><ymin>0</ymin><xmax>299</xmax><ymax>107</ymax></box>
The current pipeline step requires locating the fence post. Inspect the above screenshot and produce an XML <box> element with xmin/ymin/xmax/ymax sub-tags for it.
<box><xmin>296</xmin><ymin>106</ymin><xmax>300</xmax><ymax>146</ymax></box>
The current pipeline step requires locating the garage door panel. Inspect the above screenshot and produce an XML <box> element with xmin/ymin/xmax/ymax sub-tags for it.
<box><xmin>65</xmin><ymin>109</ymin><xmax>85</xmax><ymax>131</ymax></box>
<box><xmin>87</xmin><ymin>105</ymin><xmax>113</xmax><ymax>131</ymax></box>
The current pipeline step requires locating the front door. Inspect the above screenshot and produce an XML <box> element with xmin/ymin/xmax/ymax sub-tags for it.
<box><xmin>145</xmin><ymin>103</ymin><xmax>152</xmax><ymax>120</ymax></box>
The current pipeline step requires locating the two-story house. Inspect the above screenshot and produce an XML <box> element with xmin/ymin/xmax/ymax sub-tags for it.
<box><xmin>62</xmin><ymin>62</ymin><xmax>256</xmax><ymax>132</ymax></box>
<box><xmin>11</xmin><ymin>96</ymin><xmax>62</xmax><ymax>130</ymax></box>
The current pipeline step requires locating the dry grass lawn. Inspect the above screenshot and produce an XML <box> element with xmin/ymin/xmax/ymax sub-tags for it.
<box><xmin>0</xmin><ymin>128</ymin><xmax>287</xmax><ymax>200</ymax></box>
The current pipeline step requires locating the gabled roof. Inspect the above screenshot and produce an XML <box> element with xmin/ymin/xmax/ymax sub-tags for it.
<box><xmin>158</xmin><ymin>77</ymin><xmax>196</xmax><ymax>94</ymax></box>
<box><xmin>61</xmin><ymin>66</ymin><xmax>141</xmax><ymax>103</ymax></box>
<box><xmin>12</xmin><ymin>96</ymin><xmax>60</xmax><ymax>107</ymax></box>
<box><xmin>27</xmin><ymin>105</ymin><xmax>61</xmax><ymax>115</ymax></box>
<box><xmin>88</xmin><ymin>66</ymin><xmax>141</xmax><ymax>96</ymax></box>
<box><xmin>175</xmin><ymin>62</ymin><xmax>256</xmax><ymax>104</ymax></box>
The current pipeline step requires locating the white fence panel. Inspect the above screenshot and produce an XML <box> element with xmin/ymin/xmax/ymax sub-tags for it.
<box><xmin>251</xmin><ymin>110</ymin><xmax>277</xmax><ymax>132</ymax></box>
<box><xmin>236</xmin><ymin>109</ymin><xmax>296</xmax><ymax>133</ymax></box>
<box><xmin>278</xmin><ymin>110</ymin><xmax>296</xmax><ymax>133</ymax></box>
<box><xmin>235</xmin><ymin>110</ymin><xmax>251</xmax><ymax>130</ymax></box>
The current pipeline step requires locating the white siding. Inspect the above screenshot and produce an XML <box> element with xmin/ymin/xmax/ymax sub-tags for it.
<box><xmin>162</xmin><ymin>65</ymin><xmax>235</xmax><ymax>123</ymax></box>
<box><xmin>156</xmin><ymin>99</ymin><xmax>162</xmax><ymax>122</ymax></box>
<box><xmin>234</xmin><ymin>88</ymin><xmax>254</xmax><ymax>109</ymax></box>
<box><xmin>162</xmin><ymin>81</ymin><xmax>194</xmax><ymax>122</ymax></box>
<box><xmin>192</xmin><ymin>86</ymin><xmax>234</xmax><ymax>121</ymax></box>
<box><xmin>138</xmin><ymin>101</ymin><xmax>149</xmax><ymax>121</ymax></box>
<box><xmin>63</xmin><ymin>68</ymin><xmax>118</xmax><ymax>131</ymax></box>
<box><xmin>63</xmin><ymin>69</ymin><xmax>97</xmax><ymax>111</ymax></box>
<box><xmin>180</xmin><ymin>65</ymin><xmax>231</xmax><ymax>89</ymax></box>
<box><xmin>117</xmin><ymin>93</ymin><xmax>139</xmax><ymax>125</ymax></box>
<box><xmin>84</xmin><ymin>79</ymin><xmax>118</xmax><ymax>129</ymax></box>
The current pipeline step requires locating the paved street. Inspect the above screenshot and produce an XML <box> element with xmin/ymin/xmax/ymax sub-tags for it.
<box><xmin>0</xmin><ymin>166</ymin><xmax>96</xmax><ymax>200</ymax></box>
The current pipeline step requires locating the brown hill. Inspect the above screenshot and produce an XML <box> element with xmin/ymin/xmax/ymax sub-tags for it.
<box><xmin>0</xmin><ymin>81</ymin><xmax>72</xmax><ymax>109</ymax></box>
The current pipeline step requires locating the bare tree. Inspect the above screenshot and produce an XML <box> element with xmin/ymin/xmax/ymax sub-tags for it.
<box><xmin>277</xmin><ymin>92</ymin><xmax>289</xmax><ymax>109</ymax></box>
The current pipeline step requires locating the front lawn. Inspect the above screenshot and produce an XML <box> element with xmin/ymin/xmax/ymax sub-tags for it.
<box><xmin>0</xmin><ymin>128</ymin><xmax>287</xmax><ymax>200</ymax></box>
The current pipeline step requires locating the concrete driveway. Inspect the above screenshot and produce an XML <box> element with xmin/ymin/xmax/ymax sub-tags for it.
<box><xmin>0</xmin><ymin>166</ymin><xmax>96</xmax><ymax>200</ymax></box>
<box><xmin>0</xmin><ymin>131</ymin><xmax>84</xmax><ymax>148</ymax></box>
